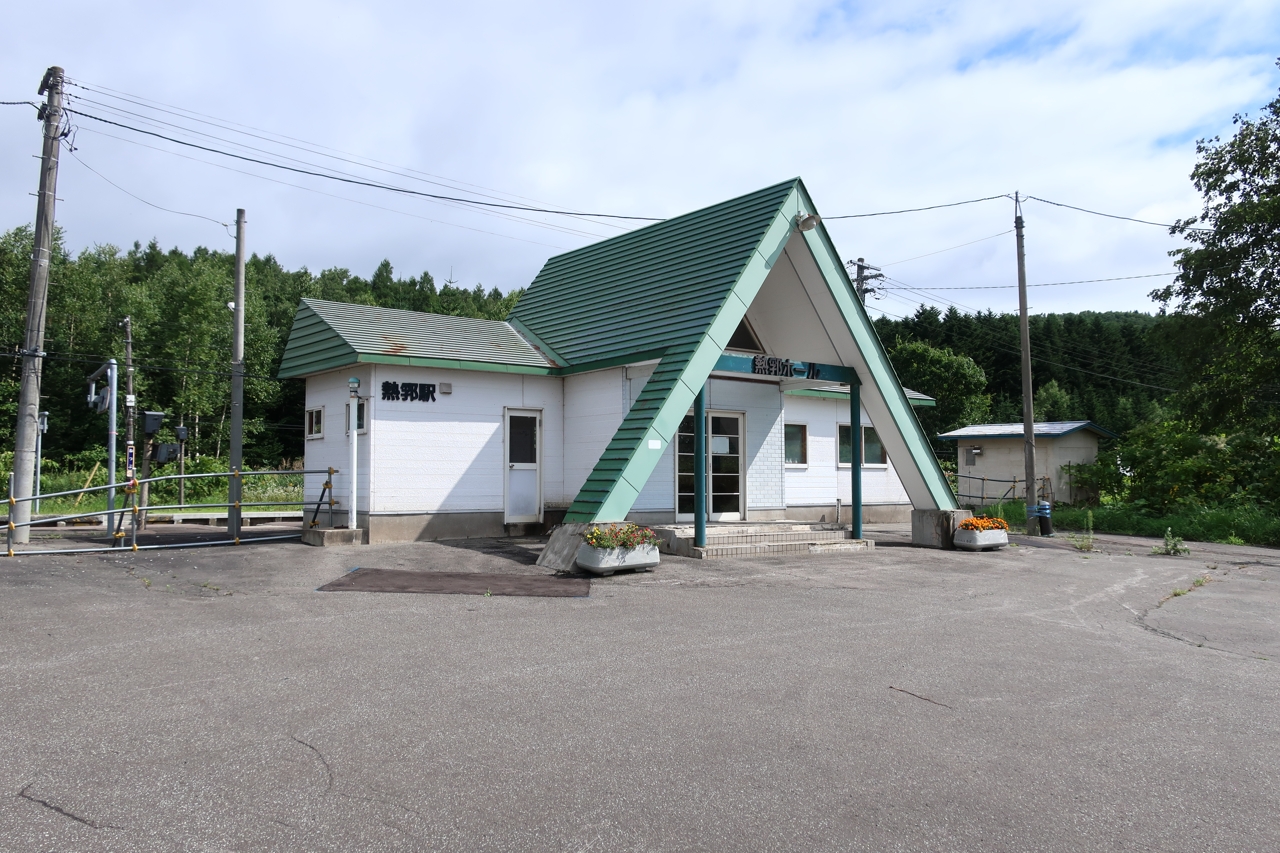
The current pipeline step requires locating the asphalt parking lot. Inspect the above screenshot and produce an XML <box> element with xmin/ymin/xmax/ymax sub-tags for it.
<box><xmin>0</xmin><ymin>524</ymin><xmax>1276</xmax><ymax>852</ymax></box>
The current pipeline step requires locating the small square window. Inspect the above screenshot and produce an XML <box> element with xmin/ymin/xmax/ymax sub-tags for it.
<box><xmin>784</xmin><ymin>423</ymin><xmax>807</xmax><ymax>465</ymax></box>
<box><xmin>306</xmin><ymin>407</ymin><xmax>324</xmax><ymax>439</ymax></box>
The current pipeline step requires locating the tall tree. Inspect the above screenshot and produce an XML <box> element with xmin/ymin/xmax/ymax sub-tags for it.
<box><xmin>1157</xmin><ymin>62</ymin><xmax>1280</xmax><ymax>431</ymax></box>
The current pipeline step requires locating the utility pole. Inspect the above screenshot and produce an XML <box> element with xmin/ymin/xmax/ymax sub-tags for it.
<box><xmin>228</xmin><ymin>209</ymin><xmax>246</xmax><ymax>541</ymax></box>
<box><xmin>848</xmin><ymin>257</ymin><xmax>884</xmax><ymax>304</ymax></box>
<box><xmin>123</xmin><ymin>317</ymin><xmax>135</xmax><ymax>459</ymax></box>
<box><xmin>1015</xmin><ymin>193</ymin><xmax>1038</xmax><ymax>536</ymax></box>
<box><xmin>12</xmin><ymin>66</ymin><xmax>65</xmax><ymax>544</ymax></box>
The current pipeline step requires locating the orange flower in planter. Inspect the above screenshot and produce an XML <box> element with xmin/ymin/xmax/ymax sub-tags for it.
<box><xmin>959</xmin><ymin>516</ymin><xmax>1009</xmax><ymax>532</ymax></box>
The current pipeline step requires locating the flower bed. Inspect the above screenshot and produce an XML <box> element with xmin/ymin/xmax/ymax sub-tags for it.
<box><xmin>958</xmin><ymin>516</ymin><xmax>1009</xmax><ymax>532</ymax></box>
<box><xmin>577</xmin><ymin>523</ymin><xmax>661</xmax><ymax>575</ymax></box>
<box><xmin>955</xmin><ymin>515</ymin><xmax>1008</xmax><ymax>551</ymax></box>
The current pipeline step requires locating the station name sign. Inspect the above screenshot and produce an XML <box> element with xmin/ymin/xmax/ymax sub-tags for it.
<box><xmin>381</xmin><ymin>381</ymin><xmax>436</xmax><ymax>402</ymax></box>
<box><xmin>713</xmin><ymin>352</ymin><xmax>859</xmax><ymax>385</ymax></box>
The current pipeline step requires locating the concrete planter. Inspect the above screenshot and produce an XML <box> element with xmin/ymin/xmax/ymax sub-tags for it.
<box><xmin>575</xmin><ymin>542</ymin><xmax>660</xmax><ymax>576</ymax></box>
<box><xmin>953</xmin><ymin>528</ymin><xmax>1008</xmax><ymax>551</ymax></box>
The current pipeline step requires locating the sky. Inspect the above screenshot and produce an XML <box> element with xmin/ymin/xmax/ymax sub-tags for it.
<box><xmin>2</xmin><ymin>0</ymin><xmax>1278</xmax><ymax>322</ymax></box>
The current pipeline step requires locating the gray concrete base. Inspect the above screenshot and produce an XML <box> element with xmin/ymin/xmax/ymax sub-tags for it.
<box><xmin>911</xmin><ymin>508</ymin><xmax>974</xmax><ymax>549</ymax></box>
<box><xmin>301</xmin><ymin>527</ymin><xmax>366</xmax><ymax>547</ymax></box>
<box><xmin>784</xmin><ymin>504</ymin><xmax>913</xmax><ymax>524</ymax></box>
<box><xmin>536</xmin><ymin>523</ymin><xmax>592</xmax><ymax>572</ymax></box>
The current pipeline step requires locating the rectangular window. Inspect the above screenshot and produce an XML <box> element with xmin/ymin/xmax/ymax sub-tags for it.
<box><xmin>305</xmin><ymin>407</ymin><xmax>324</xmax><ymax>439</ymax></box>
<box><xmin>784</xmin><ymin>423</ymin><xmax>807</xmax><ymax>465</ymax></box>
<box><xmin>863</xmin><ymin>426</ymin><xmax>886</xmax><ymax>465</ymax></box>
<box><xmin>841</xmin><ymin>424</ymin><xmax>886</xmax><ymax>466</ymax></box>
<box><xmin>345</xmin><ymin>400</ymin><xmax>367</xmax><ymax>435</ymax></box>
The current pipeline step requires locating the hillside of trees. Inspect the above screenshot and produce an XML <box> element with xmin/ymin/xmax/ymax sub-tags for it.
<box><xmin>0</xmin><ymin>228</ymin><xmax>519</xmax><ymax>469</ymax></box>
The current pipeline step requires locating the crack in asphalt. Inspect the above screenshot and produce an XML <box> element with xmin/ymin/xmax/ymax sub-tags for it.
<box><xmin>16</xmin><ymin>783</ymin><xmax>121</xmax><ymax>830</ymax></box>
<box><xmin>888</xmin><ymin>685</ymin><xmax>953</xmax><ymax>709</ymax></box>
<box><xmin>291</xmin><ymin>735</ymin><xmax>335</xmax><ymax>793</ymax></box>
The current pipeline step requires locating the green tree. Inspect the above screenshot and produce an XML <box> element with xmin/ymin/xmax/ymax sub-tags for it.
<box><xmin>1033</xmin><ymin>379</ymin><xmax>1081</xmax><ymax>422</ymax></box>
<box><xmin>887</xmin><ymin>339</ymin><xmax>990</xmax><ymax>446</ymax></box>
<box><xmin>1157</xmin><ymin>62</ymin><xmax>1280</xmax><ymax>431</ymax></box>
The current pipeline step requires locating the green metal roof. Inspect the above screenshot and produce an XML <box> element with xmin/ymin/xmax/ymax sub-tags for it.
<box><xmin>509</xmin><ymin>179</ymin><xmax>800</xmax><ymax>368</ymax></box>
<box><xmin>278</xmin><ymin>298</ymin><xmax>555</xmax><ymax>378</ymax></box>
<box><xmin>557</xmin><ymin>178</ymin><xmax>957</xmax><ymax>521</ymax></box>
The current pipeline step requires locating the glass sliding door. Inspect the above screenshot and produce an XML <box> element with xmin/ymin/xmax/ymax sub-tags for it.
<box><xmin>676</xmin><ymin>411</ymin><xmax>743</xmax><ymax>521</ymax></box>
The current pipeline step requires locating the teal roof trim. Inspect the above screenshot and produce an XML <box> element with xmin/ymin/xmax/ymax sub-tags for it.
<box><xmin>562</xmin><ymin>179</ymin><xmax>956</xmax><ymax>521</ymax></box>
<box><xmin>279</xmin><ymin>298</ymin><xmax>554</xmax><ymax>378</ymax></box>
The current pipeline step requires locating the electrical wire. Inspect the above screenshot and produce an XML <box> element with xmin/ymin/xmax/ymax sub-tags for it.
<box><xmin>825</xmin><ymin>194</ymin><xmax>1011</xmax><ymax>219</ymax></box>
<box><xmin>65</xmin><ymin>107</ymin><xmax>664</xmax><ymax>222</ymax></box>
<box><xmin>63</xmin><ymin>93</ymin><xmax>610</xmax><ymax>241</ymax></box>
<box><xmin>878</xmin><ymin>230</ymin><xmax>1014</xmax><ymax>267</ymax></box>
<box><xmin>76</xmin><ymin>126</ymin><xmax>572</xmax><ymax>251</ymax></box>
<box><xmin>879</xmin><ymin>272</ymin><xmax>1177</xmax><ymax>290</ymax></box>
<box><xmin>67</xmin><ymin>149</ymin><xmax>232</xmax><ymax>230</ymax></box>
<box><xmin>1025</xmin><ymin>195</ymin><xmax>1212</xmax><ymax>233</ymax></box>
<box><xmin>67</xmin><ymin>77</ymin><xmax>633</xmax><ymax>232</ymax></box>
<box><xmin>867</xmin><ymin>301</ymin><xmax>1181</xmax><ymax>393</ymax></box>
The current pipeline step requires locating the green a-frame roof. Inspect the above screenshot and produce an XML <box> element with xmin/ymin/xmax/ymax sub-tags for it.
<box><xmin>510</xmin><ymin>177</ymin><xmax>957</xmax><ymax>522</ymax></box>
<box><xmin>277</xmin><ymin>178</ymin><xmax>958</xmax><ymax>522</ymax></box>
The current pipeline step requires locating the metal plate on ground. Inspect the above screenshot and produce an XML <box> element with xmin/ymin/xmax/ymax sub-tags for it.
<box><xmin>318</xmin><ymin>568</ymin><xmax>590</xmax><ymax>597</ymax></box>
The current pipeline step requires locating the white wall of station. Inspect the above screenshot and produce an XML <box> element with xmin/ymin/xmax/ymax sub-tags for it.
<box><xmin>303</xmin><ymin>362</ymin><xmax>913</xmax><ymax>520</ymax></box>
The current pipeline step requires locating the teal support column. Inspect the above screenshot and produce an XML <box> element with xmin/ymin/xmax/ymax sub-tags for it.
<box><xmin>694</xmin><ymin>385</ymin><xmax>707</xmax><ymax>548</ymax></box>
<box><xmin>851</xmin><ymin>383</ymin><xmax>863</xmax><ymax>539</ymax></box>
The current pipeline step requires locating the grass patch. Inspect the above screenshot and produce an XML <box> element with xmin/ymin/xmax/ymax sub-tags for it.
<box><xmin>996</xmin><ymin>501</ymin><xmax>1280</xmax><ymax>548</ymax></box>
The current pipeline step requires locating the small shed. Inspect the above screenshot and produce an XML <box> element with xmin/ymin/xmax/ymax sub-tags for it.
<box><xmin>937</xmin><ymin>421</ymin><xmax>1118</xmax><ymax>506</ymax></box>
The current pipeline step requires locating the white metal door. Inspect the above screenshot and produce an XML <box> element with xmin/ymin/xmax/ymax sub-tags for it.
<box><xmin>504</xmin><ymin>409</ymin><xmax>542</xmax><ymax>523</ymax></box>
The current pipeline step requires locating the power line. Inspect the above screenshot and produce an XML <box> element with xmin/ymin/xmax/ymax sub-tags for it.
<box><xmin>879</xmin><ymin>230</ymin><xmax>1014</xmax><ymax>267</ymax></box>
<box><xmin>64</xmin><ymin>93</ymin><xmax>611</xmax><ymax>242</ymax></box>
<box><xmin>65</xmin><ymin>108</ymin><xmax>665</xmax><ymax>222</ymax></box>
<box><xmin>825</xmin><ymin>194</ymin><xmax>1011</xmax><ymax>219</ymax></box>
<box><xmin>1025</xmin><ymin>195</ymin><xmax>1212</xmax><ymax>233</ymax></box>
<box><xmin>76</xmin><ymin>126</ymin><xmax>572</xmax><ymax>251</ymax></box>
<box><xmin>880</xmin><ymin>272</ymin><xmax>1177</xmax><ymax>290</ymax></box>
<box><xmin>66</xmin><ymin>149</ymin><xmax>231</xmax><ymax>231</ymax></box>
<box><xmin>869</xmin><ymin>301</ymin><xmax>1181</xmax><ymax>393</ymax></box>
<box><xmin>67</xmin><ymin>77</ymin><xmax>633</xmax><ymax>232</ymax></box>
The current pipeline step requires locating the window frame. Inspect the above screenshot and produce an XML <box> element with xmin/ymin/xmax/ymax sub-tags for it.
<box><xmin>305</xmin><ymin>406</ymin><xmax>325</xmax><ymax>440</ymax></box>
<box><xmin>838</xmin><ymin>423</ymin><xmax>889</xmax><ymax>467</ymax></box>
<box><xmin>862</xmin><ymin>425</ymin><xmax>888</xmax><ymax>467</ymax></box>
<box><xmin>344</xmin><ymin>399</ymin><xmax>368</xmax><ymax>436</ymax></box>
<box><xmin>784</xmin><ymin>422</ymin><xmax>808</xmax><ymax>467</ymax></box>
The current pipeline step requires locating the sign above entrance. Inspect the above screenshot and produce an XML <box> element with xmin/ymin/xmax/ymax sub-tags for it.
<box><xmin>381</xmin><ymin>381</ymin><xmax>437</xmax><ymax>402</ymax></box>
<box><xmin>713</xmin><ymin>353</ymin><xmax>859</xmax><ymax>385</ymax></box>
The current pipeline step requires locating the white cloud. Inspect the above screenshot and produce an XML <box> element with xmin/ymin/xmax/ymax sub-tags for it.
<box><xmin>0</xmin><ymin>0</ymin><xmax>1276</xmax><ymax>316</ymax></box>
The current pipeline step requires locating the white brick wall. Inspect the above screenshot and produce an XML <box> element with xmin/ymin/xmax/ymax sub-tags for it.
<box><xmin>783</xmin><ymin>395</ymin><xmax>911</xmax><ymax>506</ymax></box>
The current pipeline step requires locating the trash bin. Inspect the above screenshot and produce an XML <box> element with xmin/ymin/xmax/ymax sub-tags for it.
<box><xmin>1038</xmin><ymin>501</ymin><xmax>1054</xmax><ymax>537</ymax></box>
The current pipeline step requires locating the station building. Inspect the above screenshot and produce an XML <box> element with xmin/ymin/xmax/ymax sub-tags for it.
<box><xmin>279</xmin><ymin>178</ymin><xmax>957</xmax><ymax>542</ymax></box>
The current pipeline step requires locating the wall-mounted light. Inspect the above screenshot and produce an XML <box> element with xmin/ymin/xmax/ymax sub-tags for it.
<box><xmin>348</xmin><ymin>377</ymin><xmax>361</xmax><ymax>396</ymax></box>
<box><xmin>795</xmin><ymin>212</ymin><xmax>821</xmax><ymax>232</ymax></box>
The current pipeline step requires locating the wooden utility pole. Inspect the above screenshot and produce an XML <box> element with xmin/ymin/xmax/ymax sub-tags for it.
<box><xmin>123</xmin><ymin>316</ymin><xmax>135</xmax><ymax>470</ymax></box>
<box><xmin>851</xmin><ymin>257</ymin><xmax>884</xmax><ymax>304</ymax></box>
<box><xmin>12</xmin><ymin>66</ymin><xmax>65</xmax><ymax>545</ymax></box>
<box><xmin>1015</xmin><ymin>193</ymin><xmax>1039</xmax><ymax>536</ymax></box>
<box><xmin>228</xmin><ymin>209</ymin><xmax>246</xmax><ymax>540</ymax></box>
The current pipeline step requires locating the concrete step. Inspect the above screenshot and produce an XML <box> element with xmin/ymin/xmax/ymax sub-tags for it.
<box><xmin>653</xmin><ymin>522</ymin><xmax>875</xmax><ymax>558</ymax></box>
<box><xmin>691</xmin><ymin>538</ymin><xmax>874</xmax><ymax>559</ymax></box>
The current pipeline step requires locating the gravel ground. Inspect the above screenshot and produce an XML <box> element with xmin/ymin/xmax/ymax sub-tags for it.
<box><xmin>0</xmin><ymin>523</ymin><xmax>1276</xmax><ymax>852</ymax></box>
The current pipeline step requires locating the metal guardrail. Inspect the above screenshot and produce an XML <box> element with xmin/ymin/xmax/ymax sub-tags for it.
<box><xmin>5</xmin><ymin>467</ymin><xmax>339</xmax><ymax>556</ymax></box>
<box><xmin>953</xmin><ymin>473</ymin><xmax>1053</xmax><ymax>506</ymax></box>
